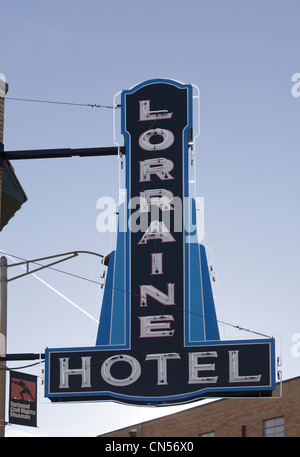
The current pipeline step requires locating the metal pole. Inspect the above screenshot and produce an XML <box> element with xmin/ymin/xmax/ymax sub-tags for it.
<box><xmin>0</xmin><ymin>256</ymin><xmax>7</xmax><ymax>437</ymax></box>
<box><xmin>1</xmin><ymin>146</ymin><xmax>124</xmax><ymax>161</ymax></box>
<box><xmin>0</xmin><ymin>250</ymin><xmax>102</xmax><ymax>436</ymax></box>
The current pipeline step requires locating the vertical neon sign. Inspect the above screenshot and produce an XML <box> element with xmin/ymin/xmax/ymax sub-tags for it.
<box><xmin>45</xmin><ymin>80</ymin><xmax>275</xmax><ymax>404</ymax></box>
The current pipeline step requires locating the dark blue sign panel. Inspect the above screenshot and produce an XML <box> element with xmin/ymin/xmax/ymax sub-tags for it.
<box><xmin>44</xmin><ymin>79</ymin><xmax>276</xmax><ymax>404</ymax></box>
<box><xmin>45</xmin><ymin>339</ymin><xmax>275</xmax><ymax>403</ymax></box>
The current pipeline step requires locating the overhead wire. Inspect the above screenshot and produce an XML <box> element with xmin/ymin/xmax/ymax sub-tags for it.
<box><xmin>0</xmin><ymin>250</ymin><xmax>273</xmax><ymax>339</ymax></box>
<box><xmin>0</xmin><ymin>361</ymin><xmax>43</xmax><ymax>371</ymax></box>
<box><xmin>0</xmin><ymin>95</ymin><xmax>120</xmax><ymax>109</ymax></box>
<box><xmin>0</xmin><ymin>250</ymin><xmax>100</xmax><ymax>324</ymax></box>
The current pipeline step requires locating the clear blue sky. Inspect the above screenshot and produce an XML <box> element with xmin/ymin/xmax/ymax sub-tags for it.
<box><xmin>1</xmin><ymin>0</ymin><xmax>300</xmax><ymax>436</ymax></box>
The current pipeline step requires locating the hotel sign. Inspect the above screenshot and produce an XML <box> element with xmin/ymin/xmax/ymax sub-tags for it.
<box><xmin>45</xmin><ymin>79</ymin><xmax>275</xmax><ymax>404</ymax></box>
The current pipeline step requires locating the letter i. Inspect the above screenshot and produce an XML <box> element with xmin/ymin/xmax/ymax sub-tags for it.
<box><xmin>151</xmin><ymin>253</ymin><xmax>163</xmax><ymax>275</ymax></box>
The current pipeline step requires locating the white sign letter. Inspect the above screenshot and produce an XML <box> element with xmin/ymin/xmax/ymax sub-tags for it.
<box><xmin>101</xmin><ymin>355</ymin><xmax>141</xmax><ymax>386</ymax></box>
<box><xmin>146</xmin><ymin>353</ymin><xmax>180</xmax><ymax>385</ymax></box>
<box><xmin>139</xmin><ymin>189</ymin><xmax>174</xmax><ymax>213</ymax></box>
<box><xmin>139</xmin><ymin>158</ymin><xmax>174</xmax><ymax>182</ymax></box>
<box><xmin>139</xmin><ymin>315</ymin><xmax>175</xmax><ymax>337</ymax></box>
<box><xmin>139</xmin><ymin>128</ymin><xmax>174</xmax><ymax>151</ymax></box>
<box><xmin>138</xmin><ymin>220</ymin><xmax>176</xmax><ymax>244</ymax></box>
<box><xmin>139</xmin><ymin>100</ymin><xmax>173</xmax><ymax>121</ymax></box>
<box><xmin>228</xmin><ymin>350</ymin><xmax>261</xmax><ymax>383</ymax></box>
<box><xmin>188</xmin><ymin>352</ymin><xmax>218</xmax><ymax>384</ymax></box>
<box><xmin>59</xmin><ymin>357</ymin><xmax>91</xmax><ymax>388</ymax></box>
<box><xmin>140</xmin><ymin>284</ymin><xmax>175</xmax><ymax>307</ymax></box>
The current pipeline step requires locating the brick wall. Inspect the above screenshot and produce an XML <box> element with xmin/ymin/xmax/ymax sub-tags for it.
<box><xmin>100</xmin><ymin>376</ymin><xmax>300</xmax><ymax>437</ymax></box>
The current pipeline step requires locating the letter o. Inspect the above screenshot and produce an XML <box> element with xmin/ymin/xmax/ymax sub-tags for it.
<box><xmin>101</xmin><ymin>354</ymin><xmax>141</xmax><ymax>386</ymax></box>
<box><xmin>139</xmin><ymin>128</ymin><xmax>174</xmax><ymax>151</ymax></box>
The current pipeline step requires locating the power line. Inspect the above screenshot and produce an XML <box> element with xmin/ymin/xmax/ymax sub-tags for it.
<box><xmin>0</xmin><ymin>361</ymin><xmax>43</xmax><ymax>371</ymax></box>
<box><xmin>1</xmin><ymin>251</ymin><xmax>100</xmax><ymax>285</ymax></box>
<box><xmin>0</xmin><ymin>250</ymin><xmax>273</xmax><ymax>339</ymax></box>
<box><xmin>0</xmin><ymin>95</ymin><xmax>120</xmax><ymax>109</ymax></box>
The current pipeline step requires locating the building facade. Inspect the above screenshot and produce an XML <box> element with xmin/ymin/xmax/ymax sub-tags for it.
<box><xmin>0</xmin><ymin>77</ymin><xmax>27</xmax><ymax>232</ymax></box>
<box><xmin>100</xmin><ymin>376</ymin><xmax>300</xmax><ymax>437</ymax></box>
